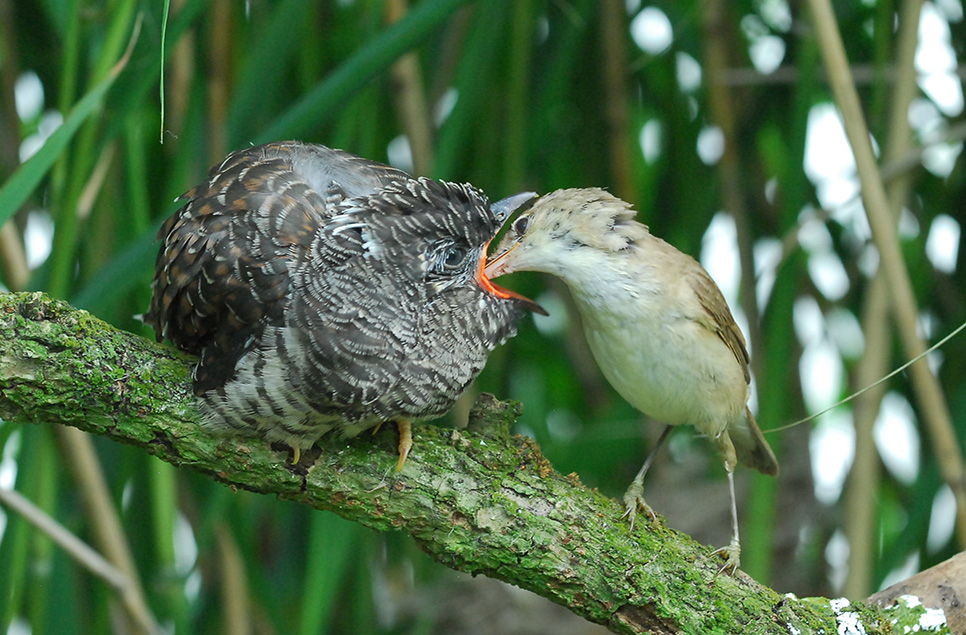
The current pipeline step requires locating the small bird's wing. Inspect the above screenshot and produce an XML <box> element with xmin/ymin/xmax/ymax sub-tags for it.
<box><xmin>688</xmin><ymin>267</ymin><xmax>777</xmax><ymax>475</ymax></box>
<box><xmin>145</xmin><ymin>142</ymin><xmax>410</xmax><ymax>394</ymax></box>
<box><xmin>687</xmin><ymin>268</ymin><xmax>751</xmax><ymax>385</ymax></box>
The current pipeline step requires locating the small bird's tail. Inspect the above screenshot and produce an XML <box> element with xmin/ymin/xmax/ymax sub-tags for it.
<box><xmin>732</xmin><ymin>407</ymin><xmax>779</xmax><ymax>476</ymax></box>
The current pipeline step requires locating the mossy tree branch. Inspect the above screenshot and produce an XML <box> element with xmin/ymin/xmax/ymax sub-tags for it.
<box><xmin>0</xmin><ymin>292</ymin><xmax>939</xmax><ymax>634</ymax></box>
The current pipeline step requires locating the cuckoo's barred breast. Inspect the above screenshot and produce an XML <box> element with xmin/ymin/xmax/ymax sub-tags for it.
<box><xmin>145</xmin><ymin>141</ymin><xmax>536</xmax><ymax>453</ymax></box>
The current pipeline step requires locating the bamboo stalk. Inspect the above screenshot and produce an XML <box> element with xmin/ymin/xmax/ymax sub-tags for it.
<box><xmin>385</xmin><ymin>0</ymin><xmax>435</xmax><ymax>175</ymax></box>
<box><xmin>844</xmin><ymin>0</ymin><xmax>925</xmax><ymax>599</ymax></box>
<box><xmin>52</xmin><ymin>426</ymin><xmax>162</xmax><ymax>634</ymax></box>
<box><xmin>807</xmin><ymin>0</ymin><xmax>966</xmax><ymax>547</ymax></box>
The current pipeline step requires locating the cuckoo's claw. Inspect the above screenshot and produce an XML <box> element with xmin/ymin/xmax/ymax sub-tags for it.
<box><xmin>395</xmin><ymin>418</ymin><xmax>412</xmax><ymax>471</ymax></box>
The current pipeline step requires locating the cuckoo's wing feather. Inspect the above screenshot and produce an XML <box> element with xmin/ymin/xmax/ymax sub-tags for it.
<box><xmin>145</xmin><ymin>142</ymin><xmax>408</xmax><ymax>393</ymax></box>
<box><xmin>287</xmin><ymin>142</ymin><xmax>411</xmax><ymax>200</ymax></box>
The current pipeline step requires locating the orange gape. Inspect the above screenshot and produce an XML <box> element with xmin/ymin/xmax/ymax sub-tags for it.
<box><xmin>145</xmin><ymin>141</ymin><xmax>542</xmax><ymax>469</ymax></box>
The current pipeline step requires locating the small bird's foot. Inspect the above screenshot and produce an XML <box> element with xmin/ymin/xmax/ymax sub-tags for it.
<box><xmin>395</xmin><ymin>418</ymin><xmax>412</xmax><ymax>472</ymax></box>
<box><xmin>709</xmin><ymin>537</ymin><xmax>741</xmax><ymax>575</ymax></box>
<box><xmin>290</xmin><ymin>445</ymin><xmax>301</xmax><ymax>465</ymax></box>
<box><xmin>621</xmin><ymin>481</ymin><xmax>656</xmax><ymax>532</ymax></box>
<box><xmin>707</xmin><ymin>465</ymin><xmax>743</xmax><ymax>575</ymax></box>
<box><xmin>621</xmin><ymin>425</ymin><xmax>671</xmax><ymax>531</ymax></box>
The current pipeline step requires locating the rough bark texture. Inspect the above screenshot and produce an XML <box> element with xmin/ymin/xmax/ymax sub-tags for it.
<box><xmin>0</xmin><ymin>292</ymin><xmax>945</xmax><ymax>634</ymax></box>
<box><xmin>869</xmin><ymin>553</ymin><xmax>966</xmax><ymax>633</ymax></box>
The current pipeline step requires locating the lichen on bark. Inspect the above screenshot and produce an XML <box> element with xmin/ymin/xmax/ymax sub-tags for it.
<box><xmin>0</xmin><ymin>291</ymin><xmax>928</xmax><ymax>634</ymax></box>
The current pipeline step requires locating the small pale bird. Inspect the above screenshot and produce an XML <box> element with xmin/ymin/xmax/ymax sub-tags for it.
<box><xmin>485</xmin><ymin>188</ymin><xmax>778</xmax><ymax>573</ymax></box>
<box><xmin>145</xmin><ymin>141</ymin><xmax>543</xmax><ymax>469</ymax></box>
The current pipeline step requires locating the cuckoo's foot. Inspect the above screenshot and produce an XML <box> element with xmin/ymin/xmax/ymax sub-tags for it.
<box><xmin>395</xmin><ymin>418</ymin><xmax>412</xmax><ymax>472</ymax></box>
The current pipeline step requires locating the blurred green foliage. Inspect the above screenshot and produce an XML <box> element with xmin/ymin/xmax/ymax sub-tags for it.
<box><xmin>0</xmin><ymin>0</ymin><xmax>964</xmax><ymax>632</ymax></box>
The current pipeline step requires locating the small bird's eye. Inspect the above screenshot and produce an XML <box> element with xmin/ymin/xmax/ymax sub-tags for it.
<box><xmin>513</xmin><ymin>215</ymin><xmax>530</xmax><ymax>235</ymax></box>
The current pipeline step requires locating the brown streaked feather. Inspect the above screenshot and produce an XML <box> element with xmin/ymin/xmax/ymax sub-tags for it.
<box><xmin>688</xmin><ymin>268</ymin><xmax>751</xmax><ymax>385</ymax></box>
<box><xmin>145</xmin><ymin>141</ymin><xmax>536</xmax><ymax>455</ymax></box>
<box><xmin>144</xmin><ymin>141</ymin><xmax>412</xmax><ymax>393</ymax></box>
<box><xmin>741</xmin><ymin>407</ymin><xmax>779</xmax><ymax>475</ymax></box>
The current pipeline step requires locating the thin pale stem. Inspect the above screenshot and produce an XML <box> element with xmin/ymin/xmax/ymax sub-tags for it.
<box><xmin>807</xmin><ymin>0</ymin><xmax>966</xmax><ymax>547</ymax></box>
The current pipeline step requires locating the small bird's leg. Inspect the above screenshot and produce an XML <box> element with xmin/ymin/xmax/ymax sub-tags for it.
<box><xmin>395</xmin><ymin>418</ymin><xmax>412</xmax><ymax>472</ymax></box>
<box><xmin>709</xmin><ymin>466</ymin><xmax>742</xmax><ymax>575</ymax></box>
<box><xmin>290</xmin><ymin>445</ymin><xmax>301</xmax><ymax>465</ymax></box>
<box><xmin>622</xmin><ymin>425</ymin><xmax>673</xmax><ymax>531</ymax></box>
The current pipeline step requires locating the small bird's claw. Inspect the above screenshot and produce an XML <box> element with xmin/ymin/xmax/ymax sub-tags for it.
<box><xmin>709</xmin><ymin>538</ymin><xmax>741</xmax><ymax>576</ymax></box>
<box><xmin>622</xmin><ymin>482</ymin><xmax>656</xmax><ymax>532</ymax></box>
<box><xmin>620</xmin><ymin>505</ymin><xmax>636</xmax><ymax>532</ymax></box>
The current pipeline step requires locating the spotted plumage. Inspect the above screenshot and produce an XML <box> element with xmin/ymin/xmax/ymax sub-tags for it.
<box><xmin>145</xmin><ymin>141</ymin><xmax>541</xmax><ymax>465</ymax></box>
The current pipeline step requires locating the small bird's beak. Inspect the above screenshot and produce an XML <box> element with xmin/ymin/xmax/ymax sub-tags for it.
<box><xmin>483</xmin><ymin>240</ymin><xmax>517</xmax><ymax>279</ymax></box>
<box><xmin>477</xmin><ymin>241</ymin><xmax>546</xmax><ymax>315</ymax></box>
<box><xmin>490</xmin><ymin>192</ymin><xmax>537</xmax><ymax>223</ymax></box>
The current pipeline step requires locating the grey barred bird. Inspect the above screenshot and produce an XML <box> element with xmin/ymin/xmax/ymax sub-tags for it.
<box><xmin>485</xmin><ymin>188</ymin><xmax>778</xmax><ymax>573</ymax></box>
<box><xmin>144</xmin><ymin>141</ymin><xmax>543</xmax><ymax>469</ymax></box>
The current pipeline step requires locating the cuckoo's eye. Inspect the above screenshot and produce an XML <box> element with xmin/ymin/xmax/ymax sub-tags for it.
<box><xmin>512</xmin><ymin>215</ymin><xmax>530</xmax><ymax>235</ymax></box>
<box><xmin>432</xmin><ymin>243</ymin><xmax>472</xmax><ymax>274</ymax></box>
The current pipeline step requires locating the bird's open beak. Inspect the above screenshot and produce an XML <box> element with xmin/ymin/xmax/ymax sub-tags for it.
<box><xmin>477</xmin><ymin>241</ymin><xmax>546</xmax><ymax>315</ymax></box>
<box><xmin>484</xmin><ymin>240</ymin><xmax>517</xmax><ymax>279</ymax></box>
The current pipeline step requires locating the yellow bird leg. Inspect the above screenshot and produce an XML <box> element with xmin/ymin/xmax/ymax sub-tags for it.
<box><xmin>395</xmin><ymin>418</ymin><xmax>412</xmax><ymax>471</ymax></box>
